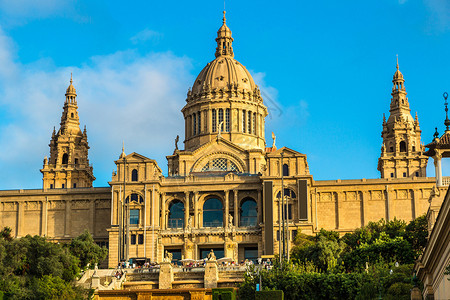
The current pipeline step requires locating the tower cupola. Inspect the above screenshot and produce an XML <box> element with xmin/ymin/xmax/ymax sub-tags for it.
<box><xmin>215</xmin><ymin>11</ymin><xmax>234</xmax><ymax>58</ymax></box>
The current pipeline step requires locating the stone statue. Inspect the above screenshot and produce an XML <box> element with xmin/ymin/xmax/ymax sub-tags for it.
<box><xmin>175</xmin><ymin>135</ymin><xmax>179</xmax><ymax>150</ymax></box>
<box><xmin>272</xmin><ymin>131</ymin><xmax>276</xmax><ymax>148</ymax></box>
<box><xmin>185</xmin><ymin>216</ymin><xmax>192</xmax><ymax>232</ymax></box>
<box><xmin>207</xmin><ymin>249</ymin><xmax>216</xmax><ymax>261</ymax></box>
<box><xmin>164</xmin><ymin>250</ymin><xmax>173</xmax><ymax>262</ymax></box>
<box><xmin>228</xmin><ymin>214</ymin><xmax>234</xmax><ymax>229</ymax></box>
<box><xmin>217</xmin><ymin>121</ymin><xmax>224</xmax><ymax>138</ymax></box>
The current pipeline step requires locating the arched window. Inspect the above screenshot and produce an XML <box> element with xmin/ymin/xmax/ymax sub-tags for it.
<box><xmin>212</xmin><ymin>109</ymin><xmax>217</xmax><ymax>132</ymax></box>
<box><xmin>74</xmin><ymin>158</ymin><xmax>79</xmax><ymax>165</ymax></box>
<box><xmin>126</xmin><ymin>193</ymin><xmax>143</xmax><ymax>204</ymax></box>
<box><xmin>242</xmin><ymin>110</ymin><xmax>246</xmax><ymax>132</ymax></box>
<box><xmin>248</xmin><ymin>111</ymin><xmax>252</xmax><ymax>133</ymax></box>
<box><xmin>62</xmin><ymin>153</ymin><xmax>68</xmax><ymax>165</ymax></box>
<box><xmin>399</xmin><ymin>141</ymin><xmax>406</xmax><ymax>152</ymax></box>
<box><xmin>225</xmin><ymin>108</ymin><xmax>230</xmax><ymax>132</ymax></box>
<box><xmin>131</xmin><ymin>169</ymin><xmax>138</xmax><ymax>181</ymax></box>
<box><xmin>218</xmin><ymin>109</ymin><xmax>224</xmax><ymax>131</ymax></box>
<box><xmin>168</xmin><ymin>200</ymin><xmax>184</xmax><ymax>228</ymax></box>
<box><xmin>197</xmin><ymin>111</ymin><xmax>201</xmax><ymax>134</ymax></box>
<box><xmin>71</xmin><ymin>113</ymin><xmax>74</xmax><ymax>118</ymax></box>
<box><xmin>276</xmin><ymin>189</ymin><xmax>296</xmax><ymax>199</ymax></box>
<box><xmin>203</xmin><ymin>198</ymin><xmax>223</xmax><ymax>227</ymax></box>
<box><xmin>240</xmin><ymin>198</ymin><xmax>257</xmax><ymax>227</ymax></box>
<box><xmin>201</xmin><ymin>158</ymin><xmax>239</xmax><ymax>172</ymax></box>
<box><xmin>283</xmin><ymin>164</ymin><xmax>289</xmax><ymax>176</ymax></box>
<box><xmin>252</xmin><ymin>113</ymin><xmax>256</xmax><ymax>134</ymax></box>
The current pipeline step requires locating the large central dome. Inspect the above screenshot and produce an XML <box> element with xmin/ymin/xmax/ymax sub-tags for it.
<box><xmin>190</xmin><ymin>56</ymin><xmax>257</xmax><ymax>96</ymax></box>
<box><xmin>181</xmin><ymin>11</ymin><xmax>268</xmax><ymax>152</ymax></box>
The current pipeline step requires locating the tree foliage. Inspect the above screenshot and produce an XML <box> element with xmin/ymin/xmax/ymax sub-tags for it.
<box><xmin>240</xmin><ymin>216</ymin><xmax>427</xmax><ymax>299</ymax></box>
<box><xmin>68</xmin><ymin>230</ymin><xmax>108</xmax><ymax>269</ymax></box>
<box><xmin>0</xmin><ymin>228</ymin><xmax>103</xmax><ymax>299</ymax></box>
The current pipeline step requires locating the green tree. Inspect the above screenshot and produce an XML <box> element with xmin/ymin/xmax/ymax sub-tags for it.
<box><xmin>68</xmin><ymin>230</ymin><xmax>108</xmax><ymax>269</ymax></box>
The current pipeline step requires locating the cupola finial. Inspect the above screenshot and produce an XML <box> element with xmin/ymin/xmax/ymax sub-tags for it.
<box><xmin>215</xmin><ymin>10</ymin><xmax>234</xmax><ymax>58</ymax></box>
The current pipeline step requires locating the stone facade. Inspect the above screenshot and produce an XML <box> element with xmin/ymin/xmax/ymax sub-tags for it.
<box><xmin>0</xmin><ymin>11</ymin><xmax>442</xmax><ymax>276</ymax></box>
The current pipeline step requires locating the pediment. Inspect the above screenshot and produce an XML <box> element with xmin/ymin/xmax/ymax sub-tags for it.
<box><xmin>267</xmin><ymin>146</ymin><xmax>305</xmax><ymax>157</ymax></box>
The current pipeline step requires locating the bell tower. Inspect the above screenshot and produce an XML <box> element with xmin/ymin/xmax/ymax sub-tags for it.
<box><xmin>378</xmin><ymin>58</ymin><xmax>428</xmax><ymax>178</ymax></box>
<box><xmin>41</xmin><ymin>75</ymin><xmax>95</xmax><ymax>189</ymax></box>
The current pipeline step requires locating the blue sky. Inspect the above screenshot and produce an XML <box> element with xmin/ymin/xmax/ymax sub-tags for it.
<box><xmin>0</xmin><ymin>0</ymin><xmax>449</xmax><ymax>189</ymax></box>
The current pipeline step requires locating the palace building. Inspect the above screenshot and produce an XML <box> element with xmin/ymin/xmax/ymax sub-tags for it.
<box><xmin>0</xmin><ymin>12</ymin><xmax>445</xmax><ymax>270</ymax></box>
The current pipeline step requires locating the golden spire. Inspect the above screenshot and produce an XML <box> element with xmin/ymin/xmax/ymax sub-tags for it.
<box><xmin>396</xmin><ymin>54</ymin><xmax>399</xmax><ymax>70</ymax></box>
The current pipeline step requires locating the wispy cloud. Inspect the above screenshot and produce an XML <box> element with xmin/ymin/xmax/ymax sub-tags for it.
<box><xmin>424</xmin><ymin>0</ymin><xmax>450</xmax><ymax>33</ymax></box>
<box><xmin>130</xmin><ymin>29</ymin><xmax>163</xmax><ymax>44</ymax></box>
<box><xmin>0</xmin><ymin>26</ymin><xmax>194</xmax><ymax>189</ymax></box>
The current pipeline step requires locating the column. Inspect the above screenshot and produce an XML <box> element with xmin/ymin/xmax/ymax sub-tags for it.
<box><xmin>90</xmin><ymin>200</ymin><xmax>95</xmax><ymax>236</ymax></box>
<box><xmin>64</xmin><ymin>200</ymin><xmax>71</xmax><ymax>237</ymax></box>
<box><xmin>224</xmin><ymin>191</ymin><xmax>229</xmax><ymax>228</ymax></box>
<box><xmin>438</xmin><ymin>158</ymin><xmax>443</xmax><ymax>187</ymax></box>
<box><xmin>43</xmin><ymin>198</ymin><xmax>48</xmax><ymax>236</ymax></box>
<box><xmin>334</xmin><ymin>192</ymin><xmax>340</xmax><ymax>230</ymax></box>
<box><xmin>194</xmin><ymin>192</ymin><xmax>199</xmax><ymax>228</ymax></box>
<box><xmin>17</xmin><ymin>202</ymin><xmax>24</xmax><ymax>237</ymax></box>
<box><xmin>385</xmin><ymin>186</ymin><xmax>391</xmax><ymax>221</ymax></box>
<box><xmin>161</xmin><ymin>193</ymin><xmax>166</xmax><ymax>230</ymax></box>
<box><xmin>185</xmin><ymin>192</ymin><xmax>190</xmax><ymax>229</ymax></box>
<box><xmin>233</xmin><ymin>190</ymin><xmax>238</xmax><ymax>227</ymax></box>
<box><xmin>257</xmin><ymin>189</ymin><xmax>262</xmax><ymax>224</ymax></box>
<box><xmin>361</xmin><ymin>191</ymin><xmax>368</xmax><ymax>227</ymax></box>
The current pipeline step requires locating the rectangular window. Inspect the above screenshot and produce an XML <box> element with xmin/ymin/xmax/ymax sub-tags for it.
<box><xmin>62</xmin><ymin>184</ymin><xmax>65</xmax><ymax>189</ymax></box>
<box><xmin>50</xmin><ymin>184</ymin><xmax>54</xmax><ymax>189</ymax></box>
<box><xmin>212</xmin><ymin>109</ymin><xmax>217</xmax><ymax>132</ymax></box>
<box><xmin>225</xmin><ymin>108</ymin><xmax>230</xmax><ymax>132</ymax></box>
<box><xmin>130</xmin><ymin>234</ymin><xmax>136</xmax><ymax>245</ymax></box>
<box><xmin>73</xmin><ymin>183</ymin><xmax>76</xmax><ymax>188</ymax></box>
<box><xmin>276</xmin><ymin>230</ymin><xmax>280</xmax><ymax>241</ymax></box>
<box><xmin>242</xmin><ymin>110</ymin><xmax>246</xmax><ymax>133</ymax></box>
<box><xmin>253</xmin><ymin>113</ymin><xmax>256</xmax><ymax>134</ymax></box>
<box><xmin>390</xmin><ymin>173</ymin><xmax>394</xmax><ymax>178</ymax></box>
<box><xmin>218</xmin><ymin>109</ymin><xmax>224</xmax><ymax>131</ymax></box>
<box><xmin>415</xmin><ymin>171</ymin><xmax>419</xmax><ymax>177</ymax></box>
<box><xmin>197</xmin><ymin>111</ymin><xmax>201</xmax><ymax>134</ymax></box>
<box><xmin>130</xmin><ymin>209</ymin><xmax>139</xmax><ymax>225</ymax></box>
<box><xmin>138</xmin><ymin>234</ymin><xmax>144</xmax><ymax>244</ymax></box>
<box><xmin>403</xmin><ymin>172</ymin><xmax>406</xmax><ymax>177</ymax></box>
<box><xmin>193</xmin><ymin>114</ymin><xmax>197</xmax><ymax>135</ymax></box>
<box><xmin>248</xmin><ymin>111</ymin><xmax>252</xmax><ymax>134</ymax></box>
<box><xmin>282</xmin><ymin>204</ymin><xmax>293</xmax><ymax>220</ymax></box>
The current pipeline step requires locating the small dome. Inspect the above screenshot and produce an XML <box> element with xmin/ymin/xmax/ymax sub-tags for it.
<box><xmin>190</xmin><ymin>56</ymin><xmax>257</xmax><ymax>96</ymax></box>
<box><xmin>393</xmin><ymin>69</ymin><xmax>403</xmax><ymax>80</ymax></box>
<box><xmin>66</xmin><ymin>74</ymin><xmax>77</xmax><ymax>95</ymax></box>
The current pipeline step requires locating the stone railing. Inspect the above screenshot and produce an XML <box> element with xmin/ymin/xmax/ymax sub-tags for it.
<box><xmin>442</xmin><ymin>176</ymin><xmax>450</xmax><ymax>186</ymax></box>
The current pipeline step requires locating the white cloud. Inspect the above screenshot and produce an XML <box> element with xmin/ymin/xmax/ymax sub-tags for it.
<box><xmin>0</xmin><ymin>26</ymin><xmax>194</xmax><ymax>189</ymax></box>
<box><xmin>130</xmin><ymin>29</ymin><xmax>163</xmax><ymax>44</ymax></box>
<box><xmin>424</xmin><ymin>0</ymin><xmax>450</xmax><ymax>33</ymax></box>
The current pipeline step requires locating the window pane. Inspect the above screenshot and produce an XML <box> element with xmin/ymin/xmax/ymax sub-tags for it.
<box><xmin>240</xmin><ymin>198</ymin><xmax>257</xmax><ymax>227</ymax></box>
<box><xmin>168</xmin><ymin>200</ymin><xmax>184</xmax><ymax>228</ymax></box>
<box><xmin>138</xmin><ymin>234</ymin><xmax>144</xmax><ymax>244</ymax></box>
<box><xmin>203</xmin><ymin>198</ymin><xmax>223</xmax><ymax>227</ymax></box>
<box><xmin>131</xmin><ymin>234</ymin><xmax>136</xmax><ymax>245</ymax></box>
<box><xmin>130</xmin><ymin>209</ymin><xmax>139</xmax><ymax>225</ymax></box>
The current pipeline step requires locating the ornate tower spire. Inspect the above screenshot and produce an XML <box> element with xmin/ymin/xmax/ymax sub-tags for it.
<box><xmin>41</xmin><ymin>75</ymin><xmax>95</xmax><ymax>189</ymax></box>
<box><xmin>215</xmin><ymin>11</ymin><xmax>234</xmax><ymax>58</ymax></box>
<box><xmin>378</xmin><ymin>59</ymin><xmax>428</xmax><ymax>178</ymax></box>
